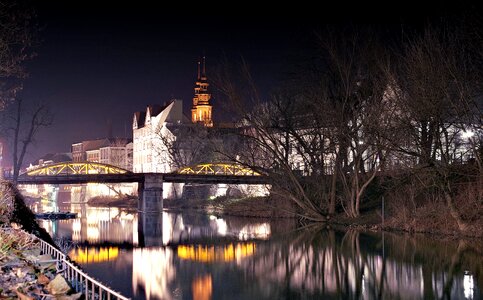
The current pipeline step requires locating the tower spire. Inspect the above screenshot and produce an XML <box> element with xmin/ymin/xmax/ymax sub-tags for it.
<box><xmin>202</xmin><ymin>56</ymin><xmax>206</xmax><ymax>78</ymax></box>
<box><xmin>191</xmin><ymin>56</ymin><xmax>213</xmax><ymax>127</ymax></box>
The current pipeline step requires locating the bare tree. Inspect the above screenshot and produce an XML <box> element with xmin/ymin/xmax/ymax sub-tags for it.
<box><xmin>214</xmin><ymin>60</ymin><xmax>332</xmax><ymax>221</ymax></box>
<box><xmin>313</xmin><ymin>27</ymin><xmax>393</xmax><ymax>218</ymax></box>
<box><xmin>0</xmin><ymin>0</ymin><xmax>36</xmax><ymax>110</ymax></box>
<box><xmin>386</xmin><ymin>24</ymin><xmax>483</xmax><ymax>231</ymax></box>
<box><xmin>155</xmin><ymin>123</ymin><xmax>212</xmax><ymax>171</ymax></box>
<box><xmin>9</xmin><ymin>98</ymin><xmax>52</xmax><ymax>182</ymax></box>
<box><xmin>211</xmin><ymin>26</ymin><xmax>397</xmax><ymax>221</ymax></box>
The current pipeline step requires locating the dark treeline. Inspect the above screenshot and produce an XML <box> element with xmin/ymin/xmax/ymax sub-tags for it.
<box><xmin>214</xmin><ymin>19</ymin><xmax>483</xmax><ymax>234</ymax></box>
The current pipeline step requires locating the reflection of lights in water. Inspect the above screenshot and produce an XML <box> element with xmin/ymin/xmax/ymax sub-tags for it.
<box><xmin>464</xmin><ymin>272</ymin><xmax>474</xmax><ymax>299</ymax></box>
<box><xmin>177</xmin><ymin>243</ymin><xmax>256</xmax><ymax>263</ymax></box>
<box><xmin>133</xmin><ymin>217</ymin><xmax>138</xmax><ymax>246</ymax></box>
<box><xmin>133</xmin><ymin>248</ymin><xmax>175</xmax><ymax>300</ymax></box>
<box><xmin>86</xmin><ymin>208</ymin><xmax>120</xmax><ymax>224</ymax></box>
<box><xmin>192</xmin><ymin>274</ymin><xmax>212</xmax><ymax>300</ymax></box>
<box><xmin>68</xmin><ymin>207</ymin><xmax>136</xmax><ymax>243</ymax></box>
<box><xmin>72</xmin><ymin>219</ymin><xmax>81</xmax><ymax>242</ymax></box>
<box><xmin>69</xmin><ymin>247</ymin><xmax>119</xmax><ymax>264</ymax></box>
<box><xmin>72</xmin><ymin>219</ymin><xmax>81</xmax><ymax>231</ymax></box>
<box><xmin>238</xmin><ymin>223</ymin><xmax>271</xmax><ymax>240</ymax></box>
<box><xmin>214</xmin><ymin>218</ymin><xmax>227</xmax><ymax>236</ymax></box>
<box><xmin>163</xmin><ymin>212</ymin><xmax>185</xmax><ymax>246</ymax></box>
<box><xmin>87</xmin><ymin>226</ymin><xmax>100</xmax><ymax>241</ymax></box>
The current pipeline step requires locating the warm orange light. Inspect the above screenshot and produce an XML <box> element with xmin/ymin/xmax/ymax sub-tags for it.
<box><xmin>192</xmin><ymin>274</ymin><xmax>212</xmax><ymax>300</ymax></box>
<box><xmin>69</xmin><ymin>247</ymin><xmax>119</xmax><ymax>264</ymax></box>
<box><xmin>177</xmin><ymin>243</ymin><xmax>256</xmax><ymax>262</ymax></box>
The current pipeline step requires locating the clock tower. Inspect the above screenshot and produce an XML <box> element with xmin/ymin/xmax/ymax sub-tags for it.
<box><xmin>191</xmin><ymin>57</ymin><xmax>213</xmax><ymax>127</ymax></box>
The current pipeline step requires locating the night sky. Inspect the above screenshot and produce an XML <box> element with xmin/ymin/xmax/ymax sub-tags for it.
<box><xmin>13</xmin><ymin>2</ymin><xmax>477</xmax><ymax>165</ymax></box>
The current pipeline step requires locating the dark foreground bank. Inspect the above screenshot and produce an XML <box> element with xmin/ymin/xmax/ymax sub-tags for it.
<box><xmin>0</xmin><ymin>181</ymin><xmax>82</xmax><ymax>299</ymax></box>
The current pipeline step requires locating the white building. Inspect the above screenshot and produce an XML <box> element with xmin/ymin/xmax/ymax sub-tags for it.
<box><xmin>133</xmin><ymin>100</ymin><xmax>187</xmax><ymax>199</ymax></box>
<box><xmin>132</xmin><ymin>100</ymin><xmax>185</xmax><ymax>173</ymax></box>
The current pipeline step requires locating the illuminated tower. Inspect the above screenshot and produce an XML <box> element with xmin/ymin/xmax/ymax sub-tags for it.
<box><xmin>191</xmin><ymin>57</ymin><xmax>213</xmax><ymax>127</ymax></box>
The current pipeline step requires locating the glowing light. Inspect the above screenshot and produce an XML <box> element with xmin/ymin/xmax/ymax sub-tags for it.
<box><xmin>464</xmin><ymin>272</ymin><xmax>474</xmax><ymax>299</ymax></box>
<box><xmin>133</xmin><ymin>248</ymin><xmax>175</xmax><ymax>300</ymax></box>
<box><xmin>461</xmin><ymin>130</ymin><xmax>475</xmax><ymax>139</ymax></box>
<box><xmin>177</xmin><ymin>163</ymin><xmax>261</xmax><ymax>176</ymax></box>
<box><xmin>238</xmin><ymin>223</ymin><xmax>271</xmax><ymax>240</ymax></box>
<box><xmin>192</xmin><ymin>274</ymin><xmax>212</xmax><ymax>300</ymax></box>
<box><xmin>24</xmin><ymin>161</ymin><xmax>130</xmax><ymax>176</ymax></box>
<box><xmin>69</xmin><ymin>247</ymin><xmax>119</xmax><ymax>264</ymax></box>
<box><xmin>213</xmin><ymin>218</ymin><xmax>227</xmax><ymax>236</ymax></box>
<box><xmin>177</xmin><ymin>243</ymin><xmax>256</xmax><ymax>263</ymax></box>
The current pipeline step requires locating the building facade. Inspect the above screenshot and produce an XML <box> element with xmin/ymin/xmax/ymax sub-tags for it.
<box><xmin>132</xmin><ymin>100</ymin><xmax>185</xmax><ymax>173</ymax></box>
<box><xmin>99</xmin><ymin>142</ymin><xmax>133</xmax><ymax>171</ymax></box>
<box><xmin>133</xmin><ymin>100</ymin><xmax>186</xmax><ymax>199</ymax></box>
<box><xmin>71</xmin><ymin>138</ymin><xmax>133</xmax><ymax>171</ymax></box>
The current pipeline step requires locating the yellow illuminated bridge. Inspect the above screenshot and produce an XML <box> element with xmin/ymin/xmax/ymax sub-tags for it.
<box><xmin>24</xmin><ymin>162</ymin><xmax>130</xmax><ymax>176</ymax></box>
<box><xmin>18</xmin><ymin>162</ymin><xmax>267</xmax><ymax>185</ymax></box>
<box><xmin>177</xmin><ymin>163</ymin><xmax>261</xmax><ymax>176</ymax></box>
<box><xmin>22</xmin><ymin>162</ymin><xmax>261</xmax><ymax>176</ymax></box>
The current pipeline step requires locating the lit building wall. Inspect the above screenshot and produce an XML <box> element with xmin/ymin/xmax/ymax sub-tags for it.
<box><xmin>72</xmin><ymin>143</ymin><xmax>84</xmax><ymax>162</ymax></box>
<box><xmin>132</xmin><ymin>100</ymin><xmax>185</xmax><ymax>199</ymax></box>
<box><xmin>99</xmin><ymin>143</ymin><xmax>133</xmax><ymax>171</ymax></box>
<box><xmin>86</xmin><ymin>149</ymin><xmax>100</xmax><ymax>162</ymax></box>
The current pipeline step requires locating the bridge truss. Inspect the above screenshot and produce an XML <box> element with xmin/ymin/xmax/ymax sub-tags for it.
<box><xmin>24</xmin><ymin>162</ymin><xmax>131</xmax><ymax>176</ymax></box>
<box><xmin>177</xmin><ymin>163</ymin><xmax>261</xmax><ymax>176</ymax></box>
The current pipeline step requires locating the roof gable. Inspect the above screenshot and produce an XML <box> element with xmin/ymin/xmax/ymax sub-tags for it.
<box><xmin>133</xmin><ymin>111</ymin><xmax>146</xmax><ymax>129</ymax></box>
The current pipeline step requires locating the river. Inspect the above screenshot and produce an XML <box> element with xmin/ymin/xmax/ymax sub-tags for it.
<box><xmin>29</xmin><ymin>191</ymin><xmax>481</xmax><ymax>299</ymax></box>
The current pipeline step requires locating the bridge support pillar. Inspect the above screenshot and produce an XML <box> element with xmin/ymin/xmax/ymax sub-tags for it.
<box><xmin>138</xmin><ymin>174</ymin><xmax>163</xmax><ymax>212</ymax></box>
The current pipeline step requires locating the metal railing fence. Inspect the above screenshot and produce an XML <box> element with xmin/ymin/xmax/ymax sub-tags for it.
<box><xmin>38</xmin><ymin>237</ymin><xmax>129</xmax><ymax>299</ymax></box>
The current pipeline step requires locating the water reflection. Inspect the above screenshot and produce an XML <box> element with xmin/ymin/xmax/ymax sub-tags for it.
<box><xmin>34</xmin><ymin>202</ymin><xmax>482</xmax><ymax>299</ymax></box>
<box><xmin>158</xmin><ymin>213</ymin><xmax>271</xmax><ymax>246</ymax></box>
<box><xmin>132</xmin><ymin>248</ymin><xmax>176</xmax><ymax>300</ymax></box>
<box><xmin>192</xmin><ymin>275</ymin><xmax>212</xmax><ymax>300</ymax></box>
<box><xmin>465</xmin><ymin>273</ymin><xmax>475</xmax><ymax>300</ymax></box>
<box><xmin>177</xmin><ymin>243</ymin><xmax>256</xmax><ymax>263</ymax></box>
<box><xmin>38</xmin><ymin>202</ymin><xmax>273</xmax><ymax>248</ymax></box>
<box><xmin>69</xmin><ymin>247</ymin><xmax>119</xmax><ymax>263</ymax></box>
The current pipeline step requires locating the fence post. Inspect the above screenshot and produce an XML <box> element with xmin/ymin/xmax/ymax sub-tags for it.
<box><xmin>381</xmin><ymin>196</ymin><xmax>385</xmax><ymax>226</ymax></box>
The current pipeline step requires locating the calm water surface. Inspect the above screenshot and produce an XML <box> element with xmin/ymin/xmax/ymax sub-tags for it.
<box><xmin>31</xmin><ymin>194</ymin><xmax>481</xmax><ymax>299</ymax></box>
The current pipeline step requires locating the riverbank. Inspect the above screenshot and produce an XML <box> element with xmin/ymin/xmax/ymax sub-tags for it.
<box><xmin>52</xmin><ymin>182</ymin><xmax>482</xmax><ymax>238</ymax></box>
<box><xmin>164</xmin><ymin>194</ymin><xmax>483</xmax><ymax>238</ymax></box>
<box><xmin>0</xmin><ymin>181</ymin><xmax>81</xmax><ymax>299</ymax></box>
<box><xmin>87</xmin><ymin>194</ymin><xmax>137</xmax><ymax>208</ymax></box>
<box><xmin>164</xmin><ymin>195</ymin><xmax>297</xmax><ymax>218</ymax></box>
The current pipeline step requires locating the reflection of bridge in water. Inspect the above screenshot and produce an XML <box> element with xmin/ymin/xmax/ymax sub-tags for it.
<box><xmin>41</xmin><ymin>207</ymin><xmax>272</xmax><ymax>249</ymax></box>
<box><xmin>16</xmin><ymin>161</ymin><xmax>270</xmax><ymax>211</ymax></box>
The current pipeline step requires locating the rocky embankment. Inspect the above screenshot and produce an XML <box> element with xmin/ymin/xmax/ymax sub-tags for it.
<box><xmin>0</xmin><ymin>227</ymin><xmax>81</xmax><ymax>299</ymax></box>
<box><xmin>0</xmin><ymin>181</ymin><xmax>81</xmax><ymax>299</ymax></box>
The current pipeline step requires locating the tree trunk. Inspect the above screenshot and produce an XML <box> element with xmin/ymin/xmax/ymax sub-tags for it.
<box><xmin>329</xmin><ymin>170</ymin><xmax>337</xmax><ymax>215</ymax></box>
<box><xmin>443</xmin><ymin>190</ymin><xmax>468</xmax><ymax>231</ymax></box>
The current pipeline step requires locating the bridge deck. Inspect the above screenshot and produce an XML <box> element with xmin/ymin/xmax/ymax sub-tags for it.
<box><xmin>16</xmin><ymin>173</ymin><xmax>270</xmax><ymax>185</ymax></box>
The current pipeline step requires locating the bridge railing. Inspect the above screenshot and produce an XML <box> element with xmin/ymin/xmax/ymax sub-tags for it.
<box><xmin>38</xmin><ymin>237</ymin><xmax>129</xmax><ymax>299</ymax></box>
<box><xmin>177</xmin><ymin>163</ymin><xmax>262</xmax><ymax>176</ymax></box>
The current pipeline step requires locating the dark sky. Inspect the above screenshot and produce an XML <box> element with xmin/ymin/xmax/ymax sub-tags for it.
<box><xmin>19</xmin><ymin>3</ymin><xmax>311</xmax><ymax>163</ymax></box>
<box><xmin>13</xmin><ymin>2</ymin><xmax>477</xmax><ymax>165</ymax></box>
